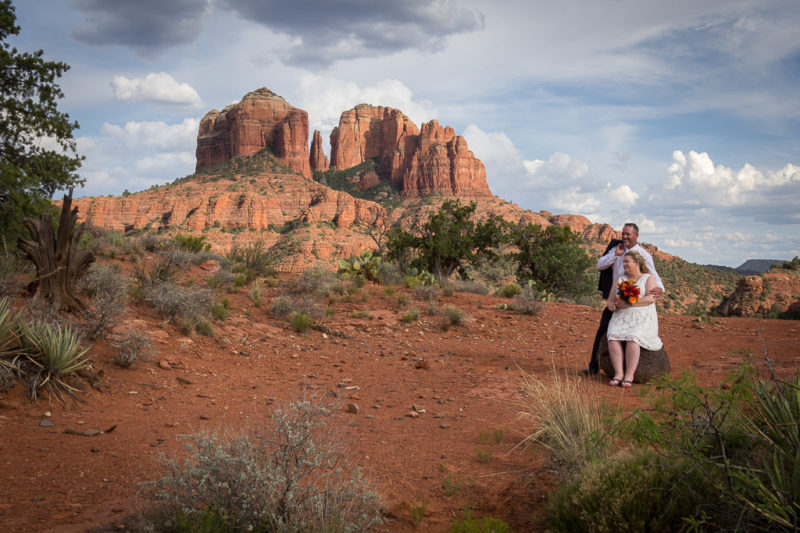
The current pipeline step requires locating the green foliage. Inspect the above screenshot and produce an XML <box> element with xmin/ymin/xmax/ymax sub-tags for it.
<box><xmin>18</xmin><ymin>318</ymin><xmax>90</xmax><ymax>402</ymax></box>
<box><xmin>443</xmin><ymin>305</ymin><xmax>466</xmax><ymax>326</ymax></box>
<box><xmin>655</xmin><ymin>255</ymin><xmax>742</xmax><ymax>315</ymax></box>
<box><xmin>402</xmin><ymin>308</ymin><xmax>420</xmax><ymax>323</ymax></box>
<box><xmin>174</xmin><ymin>233</ymin><xmax>210</xmax><ymax>253</ymax></box>
<box><xmin>779</xmin><ymin>256</ymin><xmax>800</xmax><ymax>271</ymax></box>
<box><xmin>0</xmin><ymin>0</ymin><xmax>84</xmax><ymax>244</ymax></box>
<box><xmin>78</xmin><ymin>264</ymin><xmax>127</xmax><ymax>340</ymax></box>
<box><xmin>545</xmin><ymin>449</ymin><xmax>711</xmax><ymax>533</ymax></box>
<box><xmin>228</xmin><ymin>239</ymin><xmax>275</xmax><ymax>283</ymax></box>
<box><xmin>613</xmin><ymin>363</ymin><xmax>800</xmax><ymax>531</ymax></box>
<box><xmin>511</xmin><ymin>223</ymin><xmax>593</xmax><ymax>298</ymax></box>
<box><xmin>448</xmin><ymin>516</ymin><xmax>511</xmax><ymax>533</ymax></box>
<box><xmin>313</xmin><ymin>158</ymin><xmax>402</xmax><ymax>210</ymax></box>
<box><xmin>338</xmin><ymin>249</ymin><xmax>381</xmax><ymax>283</ymax></box>
<box><xmin>410</xmin><ymin>499</ymin><xmax>428</xmax><ymax>527</ymax></box>
<box><xmin>290</xmin><ymin>311</ymin><xmax>314</xmax><ymax>333</ymax></box>
<box><xmin>144</xmin><ymin>401</ymin><xmax>383</xmax><ymax>532</ymax></box>
<box><xmin>387</xmin><ymin>200</ymin><xmax>511</xmax><ymax>280</ymax></box>
<box><xmin>496</xmin><ymin>283</ymin><xmax>521</xmax><ymax>298</ymax></box>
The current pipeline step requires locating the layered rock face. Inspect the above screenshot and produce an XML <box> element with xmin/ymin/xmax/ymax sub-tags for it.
<box><xmin>196</xmin><ymin>88</ymin><xmax>312</xmax><ymax>178</ymax></box>
<box><xmin>309</xmin><ymin>130</ymin><xmax>329</xmax><ymax>172</ymax></box>
<box><xmin>716</xmin><ymin>272</ymin><xmax>800</xmax><ymax>316</ymax></box>
<box><xmin>329</xmin><ymin>104</ymin><xmax>492</xmax><ymax>198</ymax></box>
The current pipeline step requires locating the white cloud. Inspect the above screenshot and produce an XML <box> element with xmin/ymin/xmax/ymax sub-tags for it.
<box><xmin>547</xmin><ymin>186</ymin><xmax>601</xmax><ymax>214</ymax></box>
<box><xmin>610</xmin><ymin>184</ymin><xmax>639</xmax><ymax>207</ymax></box>
<box><xmin>295</xmin><ymin>76</ymin><xmax>436</xmax><ymax>138</ymax></box>
<box><xmin>664</xmin><ymin>150</ymin><xmax>800</xmax><ymax>208</ymax></box>
<box><xmin>523</xmin><ymin>152</ymin><xmax>590</xmax><ymax>189</ymax></box>
<box><xmin>100</xmin><ymin>118</ymin><xmax>199</xmax><ymax>152</ymax></box>
<box><xmin>111</xmin><ymin>72</ymin><xmax>203</xmax><ymax>107</ymax></box>
<box><xmin>135</xmin><ymin>152</ymin><xmax>195</xmax><ymax>174</ymax></box>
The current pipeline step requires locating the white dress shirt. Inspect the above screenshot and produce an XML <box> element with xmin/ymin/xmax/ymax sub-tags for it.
<box><xmin>597</xmin><ymin>243</ymin><xmax>665</xmax><ymax>292</ymax></box>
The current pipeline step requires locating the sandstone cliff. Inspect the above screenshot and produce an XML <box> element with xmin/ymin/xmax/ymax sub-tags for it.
<box><xmin>196</xmin><ymin>88</ymin><xmax>312</xmax><ymax>178</ymax></box>
<box><xmin>309</xmin><ymin>130</ymin><xmax>329</xmax><ymax>172</ymax></box>
<box><xmin>329</xmin><ymin>105</ymin><xmax>492</xmax><ymax>199</ymax></box>
<box><xmin>716</xmin><ymin>271</ymin><xmax>800</xmax><ymax>317</ymax></box>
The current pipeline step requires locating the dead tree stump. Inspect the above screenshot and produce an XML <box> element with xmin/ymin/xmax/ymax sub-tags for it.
<box><xmin>17</xmin><ymin>190</ymin><xmax>94</xmax><ymax>313</ymax></box>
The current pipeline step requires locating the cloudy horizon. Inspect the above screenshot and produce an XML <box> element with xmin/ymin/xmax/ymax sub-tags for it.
<box><xmin>9</xmin><ymin>0</ymin><xmax>799</xmax><ymax>268</ymax></box>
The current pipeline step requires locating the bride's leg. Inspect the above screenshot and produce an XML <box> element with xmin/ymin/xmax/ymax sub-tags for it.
<box><xmin>608</xmin><ymin>340</ymin><xmax>624</xmax><ymax>380</ymax></box>
<box><xmin>624</xmin><ymin>342</ymin><xmax>641</xmax><ymax>383</ymax></box>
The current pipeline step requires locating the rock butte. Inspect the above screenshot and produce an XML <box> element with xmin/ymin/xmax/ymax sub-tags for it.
<box><xmin>330</xmin><ymin>104</ymin><xmax>492</xmax><ymax>199</ymax></box>
<box><xmin>196</xmin><ymin>88</ymin><xmax>312</xmax><ymax>178</ymax></box>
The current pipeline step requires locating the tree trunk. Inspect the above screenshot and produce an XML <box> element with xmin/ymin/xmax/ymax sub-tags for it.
<box><xmin>17</xmin><ymin>189</ymin><xmax>94</xmax><ymax>313</ymax></box>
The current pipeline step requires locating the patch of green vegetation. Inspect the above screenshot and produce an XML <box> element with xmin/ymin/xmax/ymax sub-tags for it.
<box><xmin>313</xmin><ymin>158</ymin><xmax>403</xmax><ymax>210</ymax></box>
<box><xmin>654</xmin><ymin>254</ymin><xmax>742</xmax><ymax>315</ymax></box>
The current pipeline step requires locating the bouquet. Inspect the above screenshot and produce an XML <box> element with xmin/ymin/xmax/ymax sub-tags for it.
<box><xmin>616</xmin><ymin>278</ymin><xmax>640</xmax><ymax>305</ymax></box>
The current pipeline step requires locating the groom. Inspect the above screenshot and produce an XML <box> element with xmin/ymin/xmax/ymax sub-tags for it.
<box><xmin>581</xmin><ymin>223</ymin><xmax>665</xmax><ymax>376</ymax></box>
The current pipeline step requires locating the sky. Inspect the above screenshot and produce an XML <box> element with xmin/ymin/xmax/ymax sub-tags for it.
<box><xmin>9</xmin><ymin>0</ymin><xmax>800</xmax><ymax>268</ymax></box>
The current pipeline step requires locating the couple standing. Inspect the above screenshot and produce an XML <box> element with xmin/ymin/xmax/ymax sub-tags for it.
<box><xmin>581</xmin><ymin>223</ymin><xmax>664</xmax><ymax>387</ymax></box>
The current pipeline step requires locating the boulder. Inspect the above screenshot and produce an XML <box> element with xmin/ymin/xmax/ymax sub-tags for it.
<box><xmin>597</xmin><ymin>334</ymin><xmax>670</xmax><ymax>383</ymax></box>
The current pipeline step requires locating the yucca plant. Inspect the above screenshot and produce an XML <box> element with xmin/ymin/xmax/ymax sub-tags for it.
<box><xmin>0</xmin><ymin>297</ymin><xmax>22</xmax><ymax>354</ymax></box>
<box><xmin>737</xmin><ymin>376</ymin><xmax>800</xmax><ymax>530</ymax></box>
<box><xmin>19</xmin><ymin>320</ymin><xmax>90</xmax><ymax>402</ymax></box>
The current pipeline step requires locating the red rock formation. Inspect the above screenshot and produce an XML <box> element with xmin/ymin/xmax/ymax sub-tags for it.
<box><xmin>196</xmin><ymin>88</ymin><xmax>312</xmax><ymax>178</ymax></box>
<box><xmin>329</xmin><ymin>105</ymin><xmax>491</xmax><ymax>198</ymax></box>
<box><xmin>357</xmin><ymin>171</ymin><xmax>380</xmax><ymax>190</ymax></box>
<box><xmin>309</xmin><ymin>130</ymin><xmax>329</xmax><ymax>172</ymax></box>
<box><xmin>716</xmin><ymin>271</ymin><xmax>800</xmax><ymax>316</ymax></box>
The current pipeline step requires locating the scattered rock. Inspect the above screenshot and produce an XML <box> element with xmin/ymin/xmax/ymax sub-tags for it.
<box><xmin>158</xmin><ymin>360</ymin><xmax>171</xmax><ymax>370</ymax></box>
<box><xmin>39</xmin><ymin>419</ymin><xmax>54</xmax><ymax>428</ymax></box>
<box><xmin>406</xmin><ymin>411</ymin><xmax>420</xmax><ymax>419</ymax></box>
<box><xmin>440</xmin><ymin>423</ymin><xmax>450</xmax><ymax>429</ymax></box>
<box><xmin>345</xmin><ymin>403</ymin><xmax>360</xmax><ymax>414</ymax></box>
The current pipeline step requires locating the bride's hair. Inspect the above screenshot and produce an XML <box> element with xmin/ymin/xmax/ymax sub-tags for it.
<box><xmin>625</xmin><ymin>250</ymin><xmax>650</xmax><ymax>273</ymax></box>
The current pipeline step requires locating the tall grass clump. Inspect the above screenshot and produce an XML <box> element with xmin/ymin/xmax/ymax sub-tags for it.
<box><xmin>143</xmin><ymin>400</ymin><xmax>382</xmax><ymax>532</ymax></box>
<box><xmin>518</xmin><ymin>367</ymin><xmax>612</xmax><ymax>474</ymax></box>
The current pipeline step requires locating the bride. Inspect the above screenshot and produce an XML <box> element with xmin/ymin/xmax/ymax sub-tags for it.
<box><xmin>606</xmin><ymin>250</ymin><xmax>663</xmax><ymax>388</ymax></box>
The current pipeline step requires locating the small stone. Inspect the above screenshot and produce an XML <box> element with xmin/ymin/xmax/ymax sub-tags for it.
<box><xmin>434</xmin><ymin>412</ymin><xmax>447</xmax><ymax>419</ymax></box>
<box><xmin>345</xmin><ymin>403</ymin><xmax>360</xmax><ymax>414</ymax></box>
<box><xmin>158</xmin><ymin>360</ymin><xmax>171</xmax><ymax>370</ymax></box>
<box><xmin>371</xmin><ymin>404</ymin><xmax>381</xmax><ymax>409</ymax></box>
<box><xmin>199</xmin><ymin>414</ymin><xmax>210</xmax><ymax>420</ymax></box>
<box><xmin>90</xmin><ymin>446</ymin><xmax>100</xmax><ymax>453</ymax></box>
<box><xmin>412</xmin><ymin>404</ymin><xmax>426</xmax><ymax>413</ymax></box>
<box><xmin>348</xmin><ymin>421</ymin><xmax>360</xmax><ymax>427</ymax></box>
<box><xmin>44</xmin><ymin>411</ymin><xmax>51</xmax><ymax>417</ymax></box>
<box><xmin>405</xmin><ymin>411</ymin><xmax>420</xmax><ymax>418</ymax></box>
<box><xmin>39</xmin><ymin>419</ymin><xmax>54</xmax><ymax>427</ymax></box>
<box><xmin>440</xmin><ymin>423</ymin><xmax>450</xmax><ymax>429</ymax></box>
<box><xmin>83</xmin><ymin>429</ymin><xmax>101</xmax><ymax>437</ymax></box>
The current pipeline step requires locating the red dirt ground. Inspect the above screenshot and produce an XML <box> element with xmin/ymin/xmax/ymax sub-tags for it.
<box><xmin>1</xmin><ymin>278</ymin><xmax>798</xmax><ymax>532</ymax></box>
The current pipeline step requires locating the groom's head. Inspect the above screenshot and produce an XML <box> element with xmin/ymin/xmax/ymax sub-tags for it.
<box><xmin>621</xmin><ymin>223</ymin><xmax>639</xmax><ymax>248</ymax></box>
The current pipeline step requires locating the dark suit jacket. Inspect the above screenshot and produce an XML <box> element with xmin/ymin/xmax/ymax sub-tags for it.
<box><xmin>598</xmin><ymin>239</ymin><xmax>623</xmax><ymax>299</ymax></box>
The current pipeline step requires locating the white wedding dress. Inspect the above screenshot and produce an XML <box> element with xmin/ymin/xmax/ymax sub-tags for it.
<box><xmin>607</xmin><ymin>273</ymin><xmax>663</xmax><ymax>351</ymax></box>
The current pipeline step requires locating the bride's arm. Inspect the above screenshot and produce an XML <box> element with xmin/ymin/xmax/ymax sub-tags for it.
<box><xmin>634</xmin><ymin>276</ymin><xmax>659</xmax><ymax>306</ymax></box>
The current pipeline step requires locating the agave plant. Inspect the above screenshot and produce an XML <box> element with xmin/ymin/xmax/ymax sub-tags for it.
<box><xmin>19</xmin><ymin>320</ymin><xmax>90</xmax><ymax>402</ymax></box>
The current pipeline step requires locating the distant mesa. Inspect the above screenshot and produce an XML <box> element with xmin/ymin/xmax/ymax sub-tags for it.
<box><xmin>196</xmin><ymin>88</ymin><xmax>312</xmax><ymax>178</ymax></box>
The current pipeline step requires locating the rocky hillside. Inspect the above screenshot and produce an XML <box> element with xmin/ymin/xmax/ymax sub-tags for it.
<box><xmin>716</xmin><ymin>259</ymin><xmax>800</xmax><ymax>318</ymax></box>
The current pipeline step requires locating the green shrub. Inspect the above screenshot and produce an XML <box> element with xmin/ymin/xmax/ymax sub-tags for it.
<box><xmin>443</xmin><ymin>305</ymin><xmax>466</xmax><ymax>326</ymax></box>
<box><xmin>195</xmin><ymin>319</ymin><xmax>214</xmax><ymax>336</ymax></box>
<box><xmin>174</xmin><ymin>233</ymin><xmax>210</xmax><ymax>252</ymax></box>
<box><xmin>448</xmin><ymin>516</ymin><xmax>511</xmax><ymax>533</ymax></box>
<box><xmin>402</xmin><ymin>308</ymin><xmax>420</xmax><ymax>323</ymax></box>
<box><xmin>496</xmin><ymin>283</ymin><xmax>521</xmax><ymax>298</ymax></box>
<box><xmin>338</xmin><ymin>249</ymin><xmax>381</xmax><ymax>283</ymax></box>
<box><xmin>249</xmin><ymin>280</ymin><xmax>263</xmax><ymax>307</ymax></box>
<box><xmin>113</xmin><ymin>329</ymin><xmax>153</xmax><ymax>368</ymax></box>
<box><xmin>144</xmin><ymin>281</ymin><xmax>213</xmax><ymax>328</ymax></box>
<box><xmin>228</xmin><ymin>239</ymin><xmax>274</xmax><ymax>280</ymax></box>
<box><xmin>545</xmin><ymin>450</ymin><xmax>710</xmax><ymax>533</ymax></box>
<box><xmin>290</xmin><ymin>311</ymin><xmax>314</xmax><ymax>333</ymax></box>
<box><xmin>144</xmin><ymin>401</ymin><xmax>382</xmax><ymax>532</ymax></box>
<box><xmin>211</xmin><ymin>298</ymin><xmax>230</xmax><ymax>321</ymax></box>
<box><xmin>79</xmin><ymin>264</ymin><xmax>128</xmax><ymax>340</ymax></box>
<box><xmin>511</xmin><ymin>289</ymin><xmax>544</xmax><ymax>315</ymax></box>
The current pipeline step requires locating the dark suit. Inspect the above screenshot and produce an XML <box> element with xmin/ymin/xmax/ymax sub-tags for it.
<box><xmin>587</xmin><ymin>239</ymin><xmax>622</xmax><ymax>373</ymax></box>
